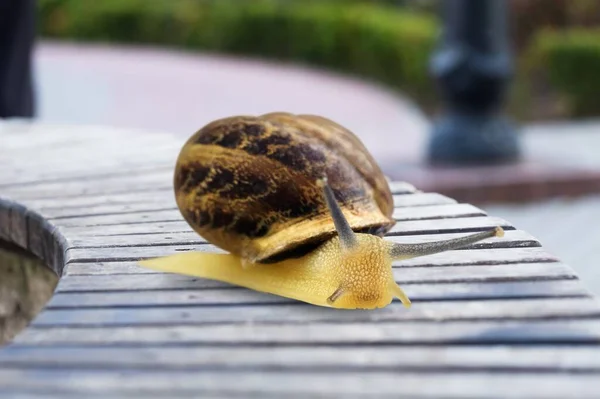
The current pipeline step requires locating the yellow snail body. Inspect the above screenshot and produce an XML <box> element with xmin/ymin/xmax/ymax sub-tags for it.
<box><xmin>138</xmin><ymin>112</ymin><xmax>504</xmax><ymax>309</ymax></box>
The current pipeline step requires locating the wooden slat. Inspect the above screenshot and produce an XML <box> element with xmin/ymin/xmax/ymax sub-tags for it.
<box><xmin>3</xmin><ymin>184</ymin><xmax>173</xmax><ymax>202</ymax></box>
<box><xmin>0</xmin><ymin>369</ymin><xmax>598</xmax><ymax>398</ymax></box>
<box><xmin>2</xmin><ymin>170</ymin><xmax>413</xmax><ymax>200</ymax></box>
<box><xmin>49</xmin><ymin>203</ymin><xmax>485</xmax><ymax>229</ymax></box>
<box><xmin>393</xmin><ymin>192</ymin><xmax>456</xmax><ymax>207</ymax></box>
<box><xmin>1</xmin><ymin>345</ymin><xmax>599</xmax><ymax>372</ymax></box>
<box><xmin>0</xmin><ymin>125</ymin><xmax>177</xmax><ymax>153</ymax></box>
<box><xmin>14</xmin><ymin>319</ymin><xmax>600</xmax><ymax>346</ymax></box>
<box><xmin>56</xmin><ymin>262</ymin><xmax>572</xmax><ymax>292</ymax></box>
<box><xmin>37</xmin><ymin>192</ymin><xmax>456</xmax><ymax>221</ymax></box>
<box><xmin>1</xmin><ymin>161</ymin><xmax>174</xmax><ymax>187</ymax></box>
<box><xmin>64</xmin><ymin>245</ymin><xmax>557</xmax><ymax>265</ymax></box>
<box><xmin>6</xmin><ymin>192</ymin><xmax>452</xmax><ymax>221</ymax></box>
<box><xmin>64</xmin><ymin>230</ymin><xmax>541</xmax><ymax>249</ymax></box>
<box><xmin>46</xmin><ymin>279</ymin><xmax>587</xmax><ymax>309</ymax></box>
<box><xmin>3</xmin><ymin>172</ymin><xmax>174</xmax><ymax>197</ymax></box>
<box><xmin>1</xmin><ymin>145</ymin><xmax>178</xmax><ymax>182</ymax></box>
<box><xmin>18</xmin><ymin>191</ymin><xmax>176</xmax><ymax>211</ymax></box>
<box><xmin>56</xmin><ymin>216</ymin><xmax>514</xmax><ymax>238</ymax></box>
<box><xmin>387</xmin><ymin>181</ymin><xmax>417</xmax><ymax>194</ymax></box>
<box><xmin>28</xmin><ymin>298</ymin><xmax>600</xmax><ymax>327</ymax></box>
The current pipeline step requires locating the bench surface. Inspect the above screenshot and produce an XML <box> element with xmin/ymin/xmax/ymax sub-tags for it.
<box><xmin>1</xmin><ymin>123</ymin><xmax>600</xmax><ymax>398</ymax></box>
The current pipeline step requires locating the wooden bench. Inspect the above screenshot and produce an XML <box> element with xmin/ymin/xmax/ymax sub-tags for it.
<box><xmin>1</xmin><ymin>122</ymin><xmax>600</xmax><ymax>398</ymax></box>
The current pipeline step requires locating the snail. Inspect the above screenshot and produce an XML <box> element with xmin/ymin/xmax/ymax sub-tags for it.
<box><xmin>138</xmin><ymin>112</ymin><xmax>504</xmax><ymax>309</ymax></box>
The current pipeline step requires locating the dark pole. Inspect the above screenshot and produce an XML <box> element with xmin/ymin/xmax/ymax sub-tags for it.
<box><xmin>427</xmin><ymin>0</ymin><xmax>520</xmax><ymax>165</ymax></box>
<box><xmin>0</xmin><ymin>0</ymin><xmax>36</xmax><ymax>119</ymax></box>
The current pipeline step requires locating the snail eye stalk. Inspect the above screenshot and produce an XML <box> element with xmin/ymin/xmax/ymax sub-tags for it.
<box><xmin>388</xmin><ymin>227</ymin><xmax>505</xmax><ymax>260</ymax></box>
<box><xmin>317</xmin><ymin>177</ymin><xmax>358</xmax><ymax>251</ymax></box>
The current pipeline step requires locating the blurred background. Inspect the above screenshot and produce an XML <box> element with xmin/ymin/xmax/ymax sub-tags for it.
<box><xmin>3</xmin><ymin>0</ymin><xmax>600</xmax><ymax>295</ymax></box>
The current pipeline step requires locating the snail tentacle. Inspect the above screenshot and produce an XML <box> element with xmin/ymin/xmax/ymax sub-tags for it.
<box><xmin>327</xmin><ymin>286</ymin><xmax>346</xmax><ymax>304</ymax></box>
<box><xmin>317</xmin><ymin>177</ymin><xmax>358</xmax><ymax>251</ymax></box>
<box><xmin>388</xmin><ymin>226</ymin><xmax>504</xmax><ymax>260</ymax></box>
<box><xmin>389</xmin><ymin>281</ymin><xmax>411</xmax><ymax>308</ymax></box>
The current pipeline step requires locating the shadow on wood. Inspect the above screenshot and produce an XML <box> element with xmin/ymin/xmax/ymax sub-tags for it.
<box><xmin>0</xmin><ymin>241</ymin><xmax>58</xmax><ymax>345</ymax></box>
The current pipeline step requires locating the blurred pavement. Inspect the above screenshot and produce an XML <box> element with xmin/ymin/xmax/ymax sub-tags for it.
<box><xmin>31</xmin><ymin>40</ymin><xmax>600</xmax><ymax>296</ymax></box>
<box><xmin>34</xmin><ymin>41</ymin><xmax>428</xmax><ymax>164</ymax></box>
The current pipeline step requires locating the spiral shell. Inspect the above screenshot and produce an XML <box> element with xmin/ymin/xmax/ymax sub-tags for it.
<box><xmin>173</xmin><ymin>112</ymin><xmax>394</xmax><ymax>263</ymax></box>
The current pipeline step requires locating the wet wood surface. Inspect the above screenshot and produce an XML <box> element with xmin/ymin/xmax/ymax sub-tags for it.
<box><xmin>1</xmin><ymin>123</ymin><xmax>600</xmax><ymax>398</ymax></box>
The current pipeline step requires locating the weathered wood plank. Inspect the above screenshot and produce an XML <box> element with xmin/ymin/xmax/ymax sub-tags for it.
<box><xmin>46</xmin><ymin>279</ymin><xmax>587</xmax><ymax>309</ymax></box>
<box><xmin>0</xmin><ymin>164</ymin><xmax>174</xmax><ymax>190</ymax></box>
<box><xmin>393</xmin><ymin>192</ymin><xmax>456</xmax><ymax>207</ymax></box>
<box><xmin>49</xmin><ymin>206</ymin><xmax>179</xmax><ymax>222</ymax></box>
<box><xmin>1</xmin><ymin>144</ymin><xmax>177</xmax><ymax>179</ymax></box>
<box><xmin>2</xmin><ymin>123</ymin><xmax>599</xmax><ymax>399</ymax></box>
<box><xmin>14</xmin><ymin>319</ymin><xmax>600</xmax><ymax>346</ymax></box>
<box><xmin>64</xmin><ymin>245</ymin><xmax>558</xmax><ymax>266</ymax></box>
<box><xmin>3</xmin><ymin>201</ymin><xmax>29</xmax><ymax>249</ymax></box>
<box><xmin>64</xmin><ymin>230</ymin><xmax>540</xmax><ymax>262</ymax></box>
<box><xmin>0</xmin><ymin>390</ymin><xmax>204</xmax><ymax>399</ymax></box>
<box><xmin>385</xmin><ymin>230</ymin><xmax>539</xmax><ymax>248</ymax></box>
<box><xmin>4</xmin><ymin>185</ymin><xmax>173</xmax><ymax>202</ymax></box>
<box><xmin>1</xmin><ymin>161</ymin><xmax>173</xmax><ymax>188</ymax></box>
<box><xmin>3</xmin><ymin>173</ymin><xmax>414</xmax><ymax>200</ymax></box>
<box><xmin>50</xmin><ymin>203</ymin><xmax>486</xmax><ymax>228</ymax></box>
<box><xmin>0</xmin><ymin>145</ymin><xmax>174</xmax><ymax>166</ymax></box>
<box><xmin>0</xmin><ymin>135</ymin><xmax>176</xmax><ymax>159</ymax></box>
<box><xmin>57</xmin><ymin>216</ymin><xmax>514</xmax><ymax>238</ymax></box>
<box><xmin>0</xmin><ymin>198</ymin><xmax>67</xmax><ymax>275</ymax></box>
<box><xmin>56</xmin><ymin>262</ymin><xmax>571</xmax><ymax>292</ymax></box>
<box><xmin>37</xmin><ymin>193</ymin><xmax>456</xmax><ymax>221</ymax></box>
<box><xmin>4</xmin><ymin>172</ymin><xmax>174</xmax><ymax>198</ymax></box>
<box><xmin>28</xmin><ymin>298</ymin><xmax>600</xmax><ymax>327</ymax></box>
<box><xmin>0</xmin><ymin>126</ymin><xmax>177</xmax><ymax>153</ymax></box>
<box><xmin>0</xmin><ymin>369</ymin><xmax>598</xmax><ymax>398</ymax></box>
<box><xmin>1</xmin><ymin>345</ymin><xmax>599</xmax><ymax>372</ymax></box>
<box><xmin>7</xmin><ymin>192</ymin><xmax>451</xmax><ymax>221</ymax></box>
<box><xmin>0</xmin><ymin>202</ymin><xmax>12</xmax><ymax>244</ymax></box>
<box><xmin>8</xmin><ymin>191</ymin><xmax>177</xmax><ymax>212</ymax></box>
<box><xmin>388</xmin><ymin>181</ymin><xmax>418</xmax><ymax>194</ymax></box>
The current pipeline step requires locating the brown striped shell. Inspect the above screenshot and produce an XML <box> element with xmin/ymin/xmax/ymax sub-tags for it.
<box><xmin>173</xmin><ymin>112</ymin><xmax>395</xmax><ymax>263</ymax></box>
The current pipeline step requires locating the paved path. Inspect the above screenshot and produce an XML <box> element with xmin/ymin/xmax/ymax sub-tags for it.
<box><xmin>34</xmin><ymin>41</ymin><xmax>429</xmax><ymax>164</ymax></box>
<box><xmin>30</xmin><ymin>40</ymin><xmax>600</xmax><ymax>296</ymax></box>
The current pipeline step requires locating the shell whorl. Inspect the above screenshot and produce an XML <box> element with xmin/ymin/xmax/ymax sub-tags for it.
<box><xmin>174</xmin><ymin>113</ymin><xmax>395</xmax><ymax>263</ymax></box>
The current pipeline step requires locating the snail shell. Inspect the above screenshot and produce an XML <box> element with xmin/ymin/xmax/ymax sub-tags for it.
<box><xmin>140</xmin><ymin>112</ymin><xmax>504</xmax><ymax>309</ymax></box>
<box><xmin>173</xmin><ymin>112</ymin><xmax>395</xmax><ymax>263</ymax></box>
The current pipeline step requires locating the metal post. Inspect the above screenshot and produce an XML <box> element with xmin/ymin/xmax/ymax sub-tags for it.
<box><xmin>427</xmin><ymin>0</ymin><xmax>520</xmax><ymax>164</ymax></box>
<box><xmin>0</xmin><ymin>0</ymin><xmax>36</xmax><ymax>118</ymax></box>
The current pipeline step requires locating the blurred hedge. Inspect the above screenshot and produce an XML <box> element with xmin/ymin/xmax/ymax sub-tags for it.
<box><xmin>37</xmin><ymin>0</ymin><xmax>439</xmax><ymax>108</ymax></box>
<box><xmin>36</xmin><ymin>0</ymin><xmax>600</xmax><ymax>120</ymax></box>
<box><xmin>510</xmin><ymin>0</ymin><xmax>600</xmax><ymax>51</ymax></box>
<box><xmin>526</xmin><ymin>28</ymin><xmax>600</xmax><ymax>118</ymax></box>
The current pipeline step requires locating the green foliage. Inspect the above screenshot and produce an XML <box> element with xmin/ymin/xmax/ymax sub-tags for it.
<box><xmin>36</xmin><ymin>0</ymin><xmax>439</xmax><ymax>107</ymax></box>
<box><xmin>528</xmin><ymin>29</ymin><xmax>600</xmax><ymax>117</ymax></box>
